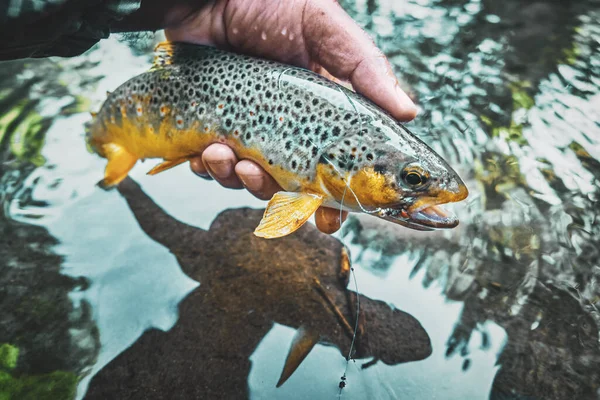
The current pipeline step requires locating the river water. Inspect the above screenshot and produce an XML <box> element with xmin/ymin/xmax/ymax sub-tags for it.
<box><xmin>1</xmin><ymin>0</ymin><xmax>599</xmax><ymax>399</ymax></box>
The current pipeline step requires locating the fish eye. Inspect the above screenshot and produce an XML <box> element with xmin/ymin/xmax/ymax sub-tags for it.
<box><xmin>401</xmin><ymin>163</ymin><xmax>429</xmax><ymax>187</ymax></box>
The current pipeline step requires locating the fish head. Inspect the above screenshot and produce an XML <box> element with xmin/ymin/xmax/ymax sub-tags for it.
<box><xmin>370</xmin><ymin>122</ymin><xmax>468</xmax><ymax>230</ymax></box>
<box><xmin>371</xmin><ymin>149</ymin><xmax>468</xmax><ymax>230</ymax></box>
<box><xmin>320</xmin><ymin>121</ymin><xmax>468</xmax><ymax>230</ymax></box>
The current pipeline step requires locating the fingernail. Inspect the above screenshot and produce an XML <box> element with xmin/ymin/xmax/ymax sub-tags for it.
<box><xmin>238</xmin><ymin>174</ymin><xmax>262</xmax><ymax>192</ymax></box>
<box><xmin>192</xmin><ymin>170</ymin><xmax>213</xmax><ymax>180</ymax></box>
<box><xmin>396</xmin><ymin>85</ymin><xmax>418</xmax><ymax>118</ymax></box>
<box><xmin>206</xmin><ymin>160</ymin><xmax>233</xmax><ymax>179</ymax></box>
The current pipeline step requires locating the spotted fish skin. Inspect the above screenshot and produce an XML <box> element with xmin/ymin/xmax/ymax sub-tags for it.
<box><xmin>88</xmin><ymin>42</ymin><xmax>468</xmax><ymax>236</ymax></box>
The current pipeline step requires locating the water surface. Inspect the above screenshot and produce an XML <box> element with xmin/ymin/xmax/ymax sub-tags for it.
<box><xmin>1</xmin><ymin>0</ymin><xmax>599</xmax><ymax>399</ymax></box>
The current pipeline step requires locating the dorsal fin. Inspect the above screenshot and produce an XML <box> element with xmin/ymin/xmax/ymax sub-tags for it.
<box><xmin>152</xmin><ymin>41</ymin><xmax>219</xmax><ymax>70</ymax></box>
<box><xmin>152</xmin><ymin>41</ymin><xmax>177</xmax><ymax>69</ymax></box>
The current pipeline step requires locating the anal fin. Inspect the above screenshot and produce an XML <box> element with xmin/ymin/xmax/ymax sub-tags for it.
<box><xmin>146</xmin><ymin>158</ymin><xmax>190</xmax><ymax>176</ymax></box>
<box><xmin>276</xmin><ymin>326</ymin><xmax>320</xmax><ymax>387</ymax></box>
<box><xmin>254</xmin><ymin>191</ymin><xmax>324</xmax><ymax>239</ymax></box>
<box><xmin>99</xmin><ymin>143</ymin><xmax>137</xmax><ymax>188</ymax></box>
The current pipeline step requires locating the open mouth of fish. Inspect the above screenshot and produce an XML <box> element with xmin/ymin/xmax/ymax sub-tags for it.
<box><xmin>379</xmin><ymin>204</ymin><xmax>459</xmax><ymax>230</ymax></box>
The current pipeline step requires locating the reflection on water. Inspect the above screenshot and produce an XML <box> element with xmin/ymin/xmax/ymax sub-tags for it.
<box><xmin>84</xmin><ymin>178</ymin><xmax>431</xmax><ymax>399</ymax></box>
<box><xmin>1</xmin><ymin>0</ymin><xmax>599</xmax><ymax>399</ymax></box>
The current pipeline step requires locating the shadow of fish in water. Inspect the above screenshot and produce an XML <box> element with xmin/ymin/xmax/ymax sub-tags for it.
<box><xmin>84</xmin><ymin>178</ymin><xmax>432</xmax><ymax>399</ymax></box>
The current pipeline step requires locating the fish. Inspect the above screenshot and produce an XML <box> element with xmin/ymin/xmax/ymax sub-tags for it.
<box><xmin>86</xmin><ymin>41</ymin><xmax>468</xmax><ymax>239</ymax></box>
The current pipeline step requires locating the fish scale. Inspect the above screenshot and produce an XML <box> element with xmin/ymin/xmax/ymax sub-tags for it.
<box><xmin>87</xmin><ymin>41</ymin><xmax>468</xmax><ymax>238</ymax></box>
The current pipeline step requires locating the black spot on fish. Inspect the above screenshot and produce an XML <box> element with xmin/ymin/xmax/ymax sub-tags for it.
<box><xmin>374</xmin><ymin>164</ymin><xmax>386</xmax><ymax>174</ymax></box>
<box><xmin>291</xmin><ymin>160</ymin><xmax>297</xmax><ymax>169</ymax></box>
<box><xmin>294</xmin><ymin>100</ymin><xmax>302</xmax><ymax>109</ymax></box>
<box><xmin>312</xmin><ymin>147</ymin><xmax>318</xmax><ymax>157</ymax></box>
<box><xmin>285</xmin><ymin>141</ymin><xmax>292</xmax><ymax>150</ymax></box>
<box><xmin>325</xmin><ymin>110</ymin><xmax>333</xmax><ymax>118</ymax></box>
<box><xmin>333</xmin><ymin>126</ymin><xmax>341</xmax><ymax>136</ymax></box>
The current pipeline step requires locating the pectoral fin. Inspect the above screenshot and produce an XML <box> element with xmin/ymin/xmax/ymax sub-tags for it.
<box><xmin>276</xmin><ymin>327</ymin><xmax>320</xmax><ymax>388</ymax></box>
<box><xmin>146</xmin><ymin>158</ymin><xmax>190</xmax><ymax>175</ymax></box>
<box><xmin>99</xmin><ymin>143</ymin><xmax>138</xmax><ymax>189</ymax></box>
<box><xmin>254</xmin><ymin>192</ymin><xmax>324</xmax><ymax>239</ymax></box>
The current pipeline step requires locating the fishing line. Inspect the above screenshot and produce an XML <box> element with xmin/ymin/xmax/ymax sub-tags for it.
<box><xmin>333</xmin><ymin>85</ymin><xmax>368</xmax><ymax>397</ymax></box>
<box><xmin>337</xmin><ymin>257</ymin><xmax>361</xmax><ymax>398</ymax></box>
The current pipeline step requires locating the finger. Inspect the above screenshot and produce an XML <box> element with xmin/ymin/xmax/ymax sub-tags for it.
<box><xmin>201</xmin><ymin>144</ymin><xmax>244</xmax><ymax>189</ymax></box>
<box><xmin>235</xmin><ymin>160</ymin><xmax>283</xmax><ymax>200</ymax></box>
<box><xmin>302</xmin><ymin>1</ymin><xmax>417</xmax><ymax>121</ymax></box>
<box><xmin>190</xmin><ymin>156</ymin><xmax>213</xmax><ymax>180</ymax></box>
<box><xmin>315</xmin><ymin>207</ymin><xmax>349</xmax><ymax>234</ymax></box>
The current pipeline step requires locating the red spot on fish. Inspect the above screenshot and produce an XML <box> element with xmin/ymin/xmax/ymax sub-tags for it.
<box><xmin>250</xmin><ymin>112</ymin><xmax>254</xmax><ymax>116</ymax></box>
<box><xmin>234</xmin><ymin>130</ymin><xmax>239</xmax><ymax>135</ymax></box>
<box><xmin>218</xmin><ymin>104</ymin><xmax>224</xmax><ymax>109</ymax></box>
<box><xmin>279</xmin><ymin>117</ymin><xmax>284</xmax><ymax>122</ymax></box>
<box><xmin>204</xmin><ymin>127</ymin><xmax>209</xmax><ymax>132</ymax></box>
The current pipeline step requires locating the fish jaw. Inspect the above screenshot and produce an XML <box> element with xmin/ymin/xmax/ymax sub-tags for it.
<box><xmin>377</xmin><ymin>181</ymin><xmax>468</xmax><ymax>230</ymax></box>
<box><xmin>377</xmin><ymin>205</ymin><xmax>455</xmax><ymax>230</ymax></box>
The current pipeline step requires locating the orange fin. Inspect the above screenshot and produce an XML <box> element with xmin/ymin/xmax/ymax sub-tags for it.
<box><xmin>146</xmin><ymin>158</ymin><xmax>189</xmax><ymax>176</ymax></box>
<box><xmin>276</xmin><ymin>327</ymin><xmax>320</xmax><ymax>388</ymax></box>
<box><xmin>254</xmin><ymin>192</ymin><xmax>324</xmax><ymax>239</ymax></box>
<box><xmin>98</xmin><ymin>143</ymin><xmax>137</xmax><ymax>188</ymax></box>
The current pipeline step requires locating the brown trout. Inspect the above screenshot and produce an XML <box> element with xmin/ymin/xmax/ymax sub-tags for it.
<box><xmin>87</xmin><ymin>42</ymin><xmax>468</xmax><ymax>238</ymax></box>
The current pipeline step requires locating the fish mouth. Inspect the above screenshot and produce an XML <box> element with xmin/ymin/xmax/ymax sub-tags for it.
<box><xmin>378</xmin><ymin>204</ymin><xmax>459</xmax><ymax>230</ymax></box>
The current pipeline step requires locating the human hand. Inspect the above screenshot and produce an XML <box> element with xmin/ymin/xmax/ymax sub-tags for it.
<box><xmin>163</xmin><ymin>0</ymin><xmax>418</xmax><ymax>234</ymax></box>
